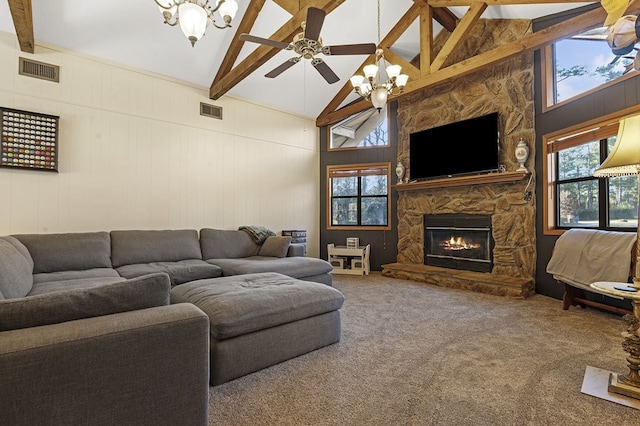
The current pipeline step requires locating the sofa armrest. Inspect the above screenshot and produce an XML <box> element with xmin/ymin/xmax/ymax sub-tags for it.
<box><xmin>0</xmin><ymin>303</ymin><xmax>210</xmax><ymax>426</ymax></box>
<box><xmin>287</xmin><ymin>243</ymin><xmax>306</xmax><ymax>257</ymax></box>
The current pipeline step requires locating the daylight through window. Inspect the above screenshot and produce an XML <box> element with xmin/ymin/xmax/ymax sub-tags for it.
<box><xmin>327</xmin><ymin>163</ymin><xmax>390</xmax><ymax>230</ymax></box>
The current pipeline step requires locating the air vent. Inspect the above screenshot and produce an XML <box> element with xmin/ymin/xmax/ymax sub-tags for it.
<box><xmin>18</xmin><ymin>57</ymin><xmax>60</xmax><ymax>83</ymax></box>
<box><xmin>200</xmin><ymin>102</ymin><xmax>222</xmax><ymax>120</ymax></box>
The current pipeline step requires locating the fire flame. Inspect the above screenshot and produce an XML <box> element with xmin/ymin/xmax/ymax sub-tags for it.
<box><xmin>441</xmin><ymin>236</ymin><xmax>480</xmax><ymax>251</ymax></box>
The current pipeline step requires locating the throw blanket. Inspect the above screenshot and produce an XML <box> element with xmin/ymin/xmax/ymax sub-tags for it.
<box><xmin>238</xmin><ymin>225</ymin><xmax>276</xmax><ymax>244</ymax></box>
<box><xmin>546</xmin><ymin>228</ymin><xmax>636</xmax><ymax>287</ymax></box>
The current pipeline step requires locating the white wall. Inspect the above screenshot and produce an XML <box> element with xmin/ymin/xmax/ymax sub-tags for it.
<box><xmin>0</xmin><ymin>32</ymin><xmax>321</xmax><ymax>257</ymax></box>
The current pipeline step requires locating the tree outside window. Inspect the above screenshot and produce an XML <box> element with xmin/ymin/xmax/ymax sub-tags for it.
<box><xmin>328</xmin><ymin>163</ymin><xmax>390</xmax><ymax>230</ymax></box>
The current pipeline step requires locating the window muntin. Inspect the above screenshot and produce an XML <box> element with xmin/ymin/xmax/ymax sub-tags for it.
<box><xmin>544</xmin><ymin>118</ymin><xmax>638</xmax><ymax>233</ymax></box>
<box><xmin>329</xmin><ymin>106</ymin><xmax>389</xmax><ymax>151</ymax></box>
<box><xmin>328</xmin><ymin>163</ymin><xmax>391</xmax><ymax>230</ymax></box>
<box><xmin>543</xmin><ymin>29</ymin><xmax>638</xmax><ymax>110</ymax></box>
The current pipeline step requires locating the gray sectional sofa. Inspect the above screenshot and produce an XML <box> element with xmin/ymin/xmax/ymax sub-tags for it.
<box><xmin>0</xmin><ymin>227</ymin><xmax>339</xmax><ymax>426</ymax></box>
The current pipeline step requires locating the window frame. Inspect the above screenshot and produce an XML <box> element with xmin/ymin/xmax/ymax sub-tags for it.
<box><xmin>543</xmin><ymin>106</ymin><xmax>640</xmax><ymax>235</ymax></box>
<box><xmin>326</xmin><ymin>162</ymin><xmax>392</xmax><ymax>231</ymax></box>
<box><xmin>327</xmin><ymin>106</ymin><xmax>390</xmax><ymax>152</ymax></box>
<box><xmin>541</xmin><ymin>41</ymin><xmax>640</xmax><ymax>113</ymax></box>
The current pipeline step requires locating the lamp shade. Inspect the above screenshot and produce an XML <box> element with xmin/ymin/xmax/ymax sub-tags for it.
<box><xmin>179</xmin><ymin>2</ymin><xmax>208</xmax><ymax>46</ymax></box>
<box><xmin>371</xmin><ymin>87</ymin><xmax>388</xmax><ymax>111</ymax></box>
<box><xmin>363</xmin><ymin>64</ymin><xmax>378</xmax><ymax>80</ymax></box>
<box><xmin>218</xmin><ymin>0</ymin><xmax>238</xmax><ymax>21</ymax></box>
<box><xmin>594</xmin><ymin>114</ymin><xmax>640</xmax><ymax>177</ymax></box>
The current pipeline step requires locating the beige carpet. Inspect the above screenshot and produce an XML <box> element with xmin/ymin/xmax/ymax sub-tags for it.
<box><xmin>208</xmin><ymin>272</ymin><xmax>638</xmax><ymax>425</ymax></box>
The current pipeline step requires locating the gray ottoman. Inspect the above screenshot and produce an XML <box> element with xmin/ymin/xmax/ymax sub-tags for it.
<box><xmin>170</xmin><ymin>272</ymin><xmax>345</xmax><ymax>385</ymax></box>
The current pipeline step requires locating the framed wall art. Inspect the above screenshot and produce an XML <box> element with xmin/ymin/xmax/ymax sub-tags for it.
<box><xmin>1</xmin><ymin>107</ymin><xmax>59</xmax><ymax>172</ymax></box>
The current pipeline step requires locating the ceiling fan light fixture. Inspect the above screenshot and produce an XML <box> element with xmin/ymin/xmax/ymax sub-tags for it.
<box><xmin>155</xmin><ymin>0</ymin><xmax>238</xmax><ymax>47</ymax></box>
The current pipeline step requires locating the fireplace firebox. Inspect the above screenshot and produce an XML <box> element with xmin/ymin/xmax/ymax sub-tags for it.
<box><xmin>424</xmin><ymin>214</ymin><xmax>494</xmax><ymax>273</ymax></box>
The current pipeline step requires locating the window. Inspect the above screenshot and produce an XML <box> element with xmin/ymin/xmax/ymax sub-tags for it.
<box><xmin>328</xmin><ymin>106</ymin><xmax>389</xmax><ymax>151</ymax></box>
<box><xmin>542</xmin><ymin>27</ymin><xmax>638</xmax><ymax>110</ymax></box>
<box><xmin>543</xmin><ymin>116</ymin><xmax>638</xmax><ymax>234</ymax></box>
<box><xmin>327</xmin><ymin>163</ymin><xmax>391</xmax><ymax>230</ymax></box>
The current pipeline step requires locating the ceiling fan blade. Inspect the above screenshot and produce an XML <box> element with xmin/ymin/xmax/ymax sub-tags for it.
<box><xmin>239</xmin><ymin>33</ymin><xmax>290</xmax><ymax>50</ymax></box>
<box><xmin>265</xmin><ymin>58</ymin><xmax>300</xmax><ymax>78</ymax></box>
<box><xmin>325</xmin><ymin>43</ymin><xmax>377</xmax><ymax>56</ymax></box>
<box><xmin>304</xmin><ymin>7</ymin><xmax>326</xmax><ymax>41</ymax></box>
<box><xmin>312</xmin><ymin>58</ymin><xmax>339</xmax><ymax>84</ymax></box>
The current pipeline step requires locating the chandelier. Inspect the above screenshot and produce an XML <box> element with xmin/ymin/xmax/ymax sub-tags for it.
<box><xmin>154</xmin><ymin>0</ymin><xmax>239</xmax><ymax>47</ymax></box>
<box><xmin>350</xmin><ymin>0</ymin><xmax>408</xmax><ymax>111</ymax></box>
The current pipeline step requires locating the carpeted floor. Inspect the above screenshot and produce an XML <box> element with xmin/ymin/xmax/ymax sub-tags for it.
<box><xmin>208</xmin><ymin>272</ymin><xmax>638</xmax><ymax>425</ymax></box>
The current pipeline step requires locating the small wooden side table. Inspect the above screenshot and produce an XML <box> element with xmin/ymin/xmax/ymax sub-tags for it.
<box><xmin>590</xmin><ymin>281</ymin><xmax>640</xmax><ymax>399</ymax></box>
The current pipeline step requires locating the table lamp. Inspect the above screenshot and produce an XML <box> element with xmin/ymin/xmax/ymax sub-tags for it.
<box><xmin>594</xmin><ymin>114</ymin><xmax>640</xmax><ymax>289</ymax></box>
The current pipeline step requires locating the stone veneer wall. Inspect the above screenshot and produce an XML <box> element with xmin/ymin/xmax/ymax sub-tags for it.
<box><xmin>394</xmin><ymin>19</ymin><xmax>536</xmax><ymax>282</ymax></box>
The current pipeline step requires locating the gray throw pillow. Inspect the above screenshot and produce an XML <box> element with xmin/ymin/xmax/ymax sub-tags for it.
<box><xmin>258</xmin><ymin>236</ymin><xmax>292</xmax><ymax>258</ymax></box>
<box><xmin>0</xmin><ymin>272</ymin><xmax>171</xmax><ymax>332</ymax></box>
<box><xmin>0</xmin><ymin>237</ymin><xmax>34</xmax><ymax>299</ymax></box>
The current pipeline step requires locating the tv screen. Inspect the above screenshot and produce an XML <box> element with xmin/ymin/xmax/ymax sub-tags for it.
<box><xmin>409</xmin><ymin>112</ymin><xmax>500</xmax><ymax>181</ymax></box>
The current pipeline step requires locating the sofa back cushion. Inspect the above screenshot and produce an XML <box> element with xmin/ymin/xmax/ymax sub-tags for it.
<box><xmin>110</xmin><ymin>229</ymin><xmax>202</xmax><ymax>268</ymax></box>
<box><xmin>0</xmin><ymin>236</ymin><xmax>34</xmax><ymax>299</ymax></box>
<box><xmin>0</xmin><ymin>272</ymin><xmax>171</xmax><ymax>332</ymax></box>
<box><xmin>13</xmin><ymin>232</ymin><xmax>111</xmax><ymax>274</ymax></box>
<box><xmin>258</xmin><ymin>236</ymin><xmax>292</xmax><ymax>258</ymax></box>
<box><xmin>199</xmin><ymin>228</ymin><xmax>260</xmax><ymax>259</ymax></box>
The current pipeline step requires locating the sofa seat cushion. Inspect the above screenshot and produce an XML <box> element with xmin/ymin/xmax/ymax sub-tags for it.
<box><xmin>0</xmin><ymin>273</ymin><xmax>171</xmax><ymax>332</ymax></box>
<box><xmin>170</xmin><ymin>272</ymin><xmax>344</xmax><ymax>340</ymax></box>
<box><xmin>205</xmin><ymin>256</ymin><xmax>333</xmax><ymax>280</ymax></box>
<box><xmin>29</xmin><ymin>276</ymin><xmax>128</xmax><ymax>296</ymax></box>
<box><xmin>0</xmin><ymin>236</ymin><xmax>34</xmax><ymax>299</ymax></box>
<box><xmin>116</xmin><ymin>260</ymin><xmax>222</xmax><ymax>285</ymax></box>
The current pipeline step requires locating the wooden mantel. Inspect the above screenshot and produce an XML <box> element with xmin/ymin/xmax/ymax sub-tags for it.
<box><xmin>393</xmin><ymin>170</ymin><xmax>531</xmax><ymax>191</ymax></box>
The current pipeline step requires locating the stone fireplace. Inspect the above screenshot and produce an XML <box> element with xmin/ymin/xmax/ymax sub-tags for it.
<box><xmin>380</xmin><ymin>19</ymin><xmax>537</xmax><ymax>299</ymax></box>
<box><xmin>424</xmin><ymin>214</ymin><xmax>493</xmax><ymax>273</ymax></box>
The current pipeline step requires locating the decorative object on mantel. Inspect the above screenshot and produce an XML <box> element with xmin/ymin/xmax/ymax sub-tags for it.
<box><xmin>515</xmin><ymin>138</ymin><xmax>530</xmax><ymax>171</ymax></box>
<box><xmin>349</xmin><ymin>0</ymin><xmax>409</xmax><ymax>112</ymax></box>
<box><xmin>154</xmin><ymin>0</ymin><xmax>239</xmax><ymax>47</ymax></box>
<box><xmin>594</xmin><ymin>113</ymin><xmax>640</xmax><ymax>290</ymax></box>
<box><xmin>1</xmin><ymin>107</ymin><xmax>59</xmax><ymax>172</ymax></box>
<box><xmin>395</xmin><ymin>161</ymin><xmax>405</xmax><ymax>184</ymax></box>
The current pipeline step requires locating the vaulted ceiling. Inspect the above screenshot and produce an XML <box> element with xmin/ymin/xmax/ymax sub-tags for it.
<box><xmin>3</xmin><ymin>1</ymin><xmax>637</xmax><ymax>126</ymax></box>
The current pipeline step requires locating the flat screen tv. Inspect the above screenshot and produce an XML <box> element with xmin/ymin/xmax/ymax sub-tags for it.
<box><xmin>409</xmin><ymin>112</ymin><xmax>500</xmax><ymax>181</ymax></box>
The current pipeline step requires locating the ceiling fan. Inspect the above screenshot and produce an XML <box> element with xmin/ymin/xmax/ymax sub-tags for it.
<box><xmin>239</xmin><ymin>7</ymin><xmax>377</xmax><ymax>84</ymax></box>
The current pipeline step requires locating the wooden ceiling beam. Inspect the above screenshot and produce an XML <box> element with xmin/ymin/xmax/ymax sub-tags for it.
<box><xmin>213</xmin><ymin>0</ymin><xmax>267</xmax><ymax>84</ymax></box>
<box><xmin>430</xmin><ymin>1</ymin><xmax>487</xmax><ymax>72</ymax></box>
<box><xmin>7</xmin><ymin>0</ymin><xmax>34</xmax><ymax>53</ymax></box>
<box><xmin>209</xmin><ymin>0</ymin><xmax>347</xmax><ymax>100</ymax></box>
<box><xmin>413</xmin><ymin>0</ymin><xmax>458</xmax><ymax>32</ymax></box>
<box><xmin>428</xmin><ymin>0</ymin><xmax>590</xmax><ymax>5</ymax></box>
<box><xmin>316</xmin><ymin>3</ymin><xmax>629</xmax><ymax>127</ymax></box>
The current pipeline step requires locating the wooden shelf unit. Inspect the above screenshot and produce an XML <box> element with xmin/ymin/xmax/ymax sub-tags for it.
<box><xmin>393</xmin><ymin>170</ymin><xmax>530</xmax><ymax>191</ymax></box>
